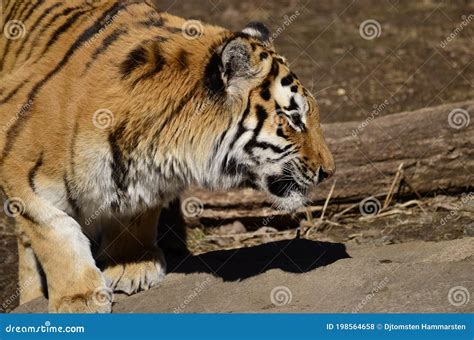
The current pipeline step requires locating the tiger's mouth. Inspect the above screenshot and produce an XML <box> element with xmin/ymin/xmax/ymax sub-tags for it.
<box><xmin>263</xmin><ymin>168</ymin><xmax>310</xmax><ymax>211</ymax></box>
<box><xmin>266</xmin><ymin>174</ymin><xmax>306</xmax><ymax>198</ymax></box>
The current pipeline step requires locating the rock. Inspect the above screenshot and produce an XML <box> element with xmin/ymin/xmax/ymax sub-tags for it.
<box><xmin>217</xmin><ymin>221</ymin><xmax>246</xmax><ymax>235</ymax></box>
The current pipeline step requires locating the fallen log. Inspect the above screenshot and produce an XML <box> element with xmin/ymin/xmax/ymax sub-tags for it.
<box><xmin>185</xmin><ymin>101</ymin><xmax>474</xmax><ymax>224</ymax></box>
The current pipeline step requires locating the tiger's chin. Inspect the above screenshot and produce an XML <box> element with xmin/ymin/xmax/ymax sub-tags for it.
<box><xmin>270</xmin><ymin>191</ymin><xmax>308</xmax><ymax>212</ymax></box>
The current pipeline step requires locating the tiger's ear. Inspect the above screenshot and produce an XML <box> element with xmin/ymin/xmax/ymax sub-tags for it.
<box><xmin>242</xmin><ymin>22</ymin><xmax>272</xmax><ymax>46</ymax></box>
<box><xmin>218</xmin><ymin>36</ymin><xmax>271</xmax><ymax>99</ymax></box>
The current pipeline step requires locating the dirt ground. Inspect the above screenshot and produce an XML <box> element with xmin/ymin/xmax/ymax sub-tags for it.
<box><xmin>1</xmin><ymin>0</ymin><xmax>474</xmax><ymax>313</ymax></box>
<box><xmin>158</xmin><ymin>0</ymin><xmax>474</xmax><ymax>123</ymax></box>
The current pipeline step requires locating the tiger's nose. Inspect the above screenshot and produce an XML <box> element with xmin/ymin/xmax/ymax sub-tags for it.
<box><xmin>317</xmin><ymin>167</ymin><xmax>333</xmax><ymax>183</ymax></box>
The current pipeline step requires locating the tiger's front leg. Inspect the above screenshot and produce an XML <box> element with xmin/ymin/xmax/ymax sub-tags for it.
<box><xmin>96</xmin><ymin>207</ymin><xmax>166</xmax><ymax>295</ymax></box>
<box><xmin>6</xmin><ymin>190</ymin><xmax>111</xmax><ymax>313</ymax></box>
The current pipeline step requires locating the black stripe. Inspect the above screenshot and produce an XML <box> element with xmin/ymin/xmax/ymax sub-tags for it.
<box><xmin>203</xmin><ymin>52</ymin><xmax>225</xmax><ymax>97</ymax></box>
<box><xmin>151</xmin><ymin>87</ymin><xmax>198</xmax><ymax>146</ymax></box>
<box><xmin>227</xmin><ymin>102</ymin><xmax>251</xmax><ymax>152</ymax></box>
<box><xmin>64</xmin><ymin>174</ymin><xmax>80</xmax><ymax>217</ymax></box>
<box><xmin>0</xmin><ymin>0</ymin><xmax>32</xmax><ymax>72</ymax></box>
<box><xmin>0</xmin><ymin>80</ymin><xmax>28</xmax><ymax>105</ymax></box>
<box><xmin>243</xmin><ymin>105</ymin><xmax>267</xmax><ymax>157</ymax></box>
<box><xmin>4</xmin><ymin>0</ymin><xmax>24</xmax><ymax>23</ymax></box>
<box><xmin>120</xmin><ymin>45</ymin><xmax>149</xmax><ymax>79</ymax></box>
<box><xmin>28</xmin><ymin>152</ymin><xmax>44</xmax><ymax>192</ymax></box>
<box><xmin>281</xmin><ymin>74</ymin><xmax>294</xmax><ymax>87</ymax></box>
<box><xmin>220</xmin><ymin>102</ymin><xmax>251</xmax><ymax>172</ymax></box>
<box><xmin>131</xmin><ymin>43</ymin><xmax>166</xmax><ymax>86</ymax></box>
<box><xmin>0</xmin><ymin>1</ymin><xmax>38</xmax><ymax>71</ymax></box>
<box><xmin>253</xmin><ymin>141</ymin><xmax>290</xmax><ymax>154</ymax></box>
<box><xmin>176</xmin><ymin>49</ymin><xmax>189</xmax><ymax>70</ymax></box>
<box><xmin>284</xmin><ymin>97</ymin><xmax>299</xmax><ymax>111</ymax></box>
<box><xmin>108</xmin><ymin>122</ymin><xmax>128</xmax><ymax>192</ymax></box>
<box><xmin>69</xmin><ymin>120</ymin><xmax>79</xmax><ymax>178</ymax></box>
<box><xmin>260</xmin><ymin>80</ymin><xmax>271</xmax><ymax>101</ymax></box>
<box><xmin>136</xmin><ymin>16</ymin><xmax>164</xmax><ymax>28</ymax></box>
<box><xmin>23</xmin><ymin>6</ymin><xmax>83</xmax><ymax>62</ymax></box>
<box><xmin>15</xmin><ymin>1</ymin><xmax>34</xmax><ymax>22</ymax></box>
<box><xmin>39</xmin><ymin>9</ymin><xmax>90</xmax><ymax>58</ymax></box>
<box><xmin>13</xmin><ymin>2</ymin><xmax>63</xmax><ymax>63</ymax></box>
<box><xmin>1</xmin><ymin>1</ymin><xmax>142</xmax><ymax>163</ymax></box>
<box><xmin>84</xmin><ymin>26</ymin><xmax>128</xmax><ymax>70</ymax></box>
<box><xmin>18</xmin><ymin>0</ymin><xmax>45</xmax><ymax>23</ymax></box>
<box><xmin>269</xmin><ymin>59</ymin><xmax>280</xmax><ymax>78</ymax></box>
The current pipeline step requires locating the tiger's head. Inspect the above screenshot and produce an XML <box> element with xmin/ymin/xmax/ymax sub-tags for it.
<box><xmin>205</xmin><ymin>23</ymin><xmax>335</xmax><ymax>210</ymax></box>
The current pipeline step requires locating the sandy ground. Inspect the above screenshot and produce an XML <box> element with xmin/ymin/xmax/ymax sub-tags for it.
<box><xmin>14</xmin><ymin>237</ymin><xmax>473</xmax><ymax>313</ymax></box>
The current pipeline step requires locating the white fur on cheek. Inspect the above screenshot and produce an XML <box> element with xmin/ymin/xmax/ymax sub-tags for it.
<box><xmin>274</xmin><ymin>82</ymin><xmax>292</xmax><ymax>109</ymax></box>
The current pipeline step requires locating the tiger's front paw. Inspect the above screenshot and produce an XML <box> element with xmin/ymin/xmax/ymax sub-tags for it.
<box><xmin>50</xmin><ymin>286</ymin><xmax>113</xmax><ymax>313</ymax></box>
<box><xmin>103</xmin><ymin>247</ymin><xmax>166</xmax><ymax>295</ymax></box>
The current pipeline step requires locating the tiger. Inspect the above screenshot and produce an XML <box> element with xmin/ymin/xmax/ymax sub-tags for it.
<box><xmin>0</xmin><ymin>0</ymin><xmax>335</xmax><ymax>313</ymax></box>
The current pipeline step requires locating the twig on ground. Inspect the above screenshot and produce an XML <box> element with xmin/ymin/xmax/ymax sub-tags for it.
<box><xmin>320</xmin><ymin>180</ymin><xmax>336</xmax><ymax>222</ymax></box>
<box><xmin>333</xmin><ymin>202</ymin><xmax>360</xmax><ymax>219</ymax></box>
<box><xmin>383</xmin><ymin>163</ymin><xmax>404</xmax><ymax>210</ymax></box>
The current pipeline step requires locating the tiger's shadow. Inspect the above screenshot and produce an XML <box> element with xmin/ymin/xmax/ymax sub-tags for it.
<box><xmin>165</xmin><ymin>238</ymin><xmax>350</xmax><ymax>281</ymax></box>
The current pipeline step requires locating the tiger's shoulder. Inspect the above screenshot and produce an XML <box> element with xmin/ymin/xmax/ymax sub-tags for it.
<box><xmin>0</xmin><ymin>0</ymin><xmax>231</xmax><ymax>153</ymax></box>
